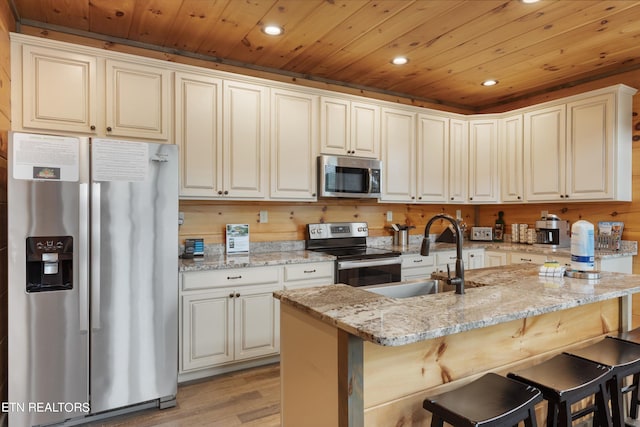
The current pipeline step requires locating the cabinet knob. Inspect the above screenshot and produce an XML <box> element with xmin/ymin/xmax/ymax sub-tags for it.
<box><xmin>229</xmin><ymin>293</ymin><xmax>234</xmax><ymax>298</ymax></box>
<box><xmin>312</xmin><ymin>193</ymin><xmax>316</xmax><ymax>197</ymax></box>
<box><xmin>517</xmin><ymin>196</ymin><xmax>522</xmax><ymax>200</ymax></box>
<box><xmin>411</xmin><ymin>196</ymin><xmax>415</xmax><ymax>200</ymax></box>
<box><xmin>450</xmin><ymin>197</ymin><xmax>454</xmax><ymax>201</ymax></box>
<box><xmin>565</xmin><ymin>194</ymin><xmax>569</xmax><ymax>198</ymax></box>
<box><xmin>217</xmin><ymin>190</ymin><xmax>223</xmax><ymax>195</ymax></box>
<box><xmin>469</xmin><ymin>197</ymin><xmax>473</xmax><ymax>201</ymax></box>
<box><xmin>90</xmin><ymin>125</ymin><xmax>96</xmax><ymax>131</ymax></box>
<box><xmin>223</xmin><ymin>190</ymin><xmax>229</xmax><ymax>195</ymax></box>
<box><xmin>106</xmin><ymin>126</ymin><xmax>112</xmax><ymax>132</ymax></box>
<box><xmin>418</xmin><ymin>196</ymin><xmax>422</xmax><ymax>200</ymax></box>
<box><xmin>235</xmin><ymin>293</ymin><xmax>240</xmax><ymax>298</ymax></box>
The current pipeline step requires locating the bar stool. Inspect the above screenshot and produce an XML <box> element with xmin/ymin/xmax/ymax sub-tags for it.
<box><xmin>612</xmin><ymin>328</ymin><xmax>640</xmax><ymax>420</ymax></box>
<box><xmin>507</xmin><ymin>353</ymin><xmax>613</xmax><ymax>427</ymax></box>
<box><xmin>566</xmin><ymin>336</ymin><xmax>640</xmax><ymax>427</ymax></box>
<box><xmin>422</xmin><ymin>372</ymin><xmax>543</xmax><ymax>427</ymax></box>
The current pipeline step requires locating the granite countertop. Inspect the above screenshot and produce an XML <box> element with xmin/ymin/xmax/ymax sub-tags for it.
<box><xmin>179</xmin><ymin>238</ymin><xmax>636</xmax><ymax>272</ymax></box>
<box><xmin>179</xmin><ymin>250</ymin><xmax>336</xmax><ymax>272</ymax></box>
<box><xmin>274</xmin><ymin>264</ymin><xmax>640</xmax><ymax>347</ymax></box>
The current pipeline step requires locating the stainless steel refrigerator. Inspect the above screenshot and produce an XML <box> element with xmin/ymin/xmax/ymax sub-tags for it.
<box><xmin>8</xmin><ymin>132</ymin><xmax>178</xmax><ymax>426</ymax></box>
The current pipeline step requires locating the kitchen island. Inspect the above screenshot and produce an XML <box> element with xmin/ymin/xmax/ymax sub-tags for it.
<box><xmin>274</xmin><ymin>264</ymin><xmax>640</xmax><ymax>427</ymax></box>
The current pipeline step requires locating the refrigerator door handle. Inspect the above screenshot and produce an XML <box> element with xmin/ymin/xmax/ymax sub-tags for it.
<box><xmin>79</xmin><ymin>183</ymin><xmax>90</xmax><ymax>333</ymax></box>
<box><xmin>91</xmin><ymin>182</ymin><xmax>101</xmax><ymax>331</ymax></box>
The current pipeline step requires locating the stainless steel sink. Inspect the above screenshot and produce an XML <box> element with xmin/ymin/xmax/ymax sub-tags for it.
<box><xmin>361</xmin><ymin>279</ymin><xmax>455</xmax><ymax>299</ymax></box>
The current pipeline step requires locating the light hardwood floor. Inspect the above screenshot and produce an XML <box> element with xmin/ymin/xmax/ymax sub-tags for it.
<box><xmin>92</xmin><ymin>364</ymin><xmax>281</xmax><ymax>427</ymax></box>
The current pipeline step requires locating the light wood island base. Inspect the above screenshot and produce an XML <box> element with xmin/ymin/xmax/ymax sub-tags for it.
<box><xmin>280</xmin><ymin>299</ymin><xmax>620</xmax><ymax>427</ymax></box>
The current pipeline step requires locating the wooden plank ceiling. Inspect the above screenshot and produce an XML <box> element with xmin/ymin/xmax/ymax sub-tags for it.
<box><xmin>9</xmin><ymin>0</ymin><xmax>640</xmax><ymax>111</ymax></box>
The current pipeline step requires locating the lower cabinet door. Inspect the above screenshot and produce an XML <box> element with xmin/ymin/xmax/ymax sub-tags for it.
<box><xmin>181</xmin><ymin>290</ymin><xmax>234</xmax><ymax>371</ymax></box>
<box><xmin>235</xmin><ymin>284</ymin><xmax>281</xmax><ymax>360</ymax></box>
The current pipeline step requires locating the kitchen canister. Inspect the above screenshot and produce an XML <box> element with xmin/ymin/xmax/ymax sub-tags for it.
<box><xmin>511</xmin><ymin>224</ymin><xmax>520</xmax><ymax>243</ymax></box>
<box><xmin>519</xmin><ymin>224</ymin><xmax>528</xmax><ymax>243</ymax></box>
<box><xmin>571</xmin><ymin>220</ymin><xmax>595</xmax><ymax>271</ymax></box>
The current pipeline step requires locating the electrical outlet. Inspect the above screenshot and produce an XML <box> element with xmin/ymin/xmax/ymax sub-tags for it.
<box><xmin>456</xmin><ymin>209</ymin><xmax>462</xmax><ymax>220</ymax></box>
<box><xmin>178</xmin><ymin>212</ymin><xmax>184</xmax><ymax>225</ymax></box>
<box><xmin>259</xmin><ymin>210</ymin><xmax>268</xmax><ymax>223</ymax></box>
<box><xmin>386</xmin><ymin>211</ymin><xmax>393</xmax><ymax>221</ymax></box>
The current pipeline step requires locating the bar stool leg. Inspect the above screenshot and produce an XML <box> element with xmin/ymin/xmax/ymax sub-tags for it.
<box><xmin>558</xmin><ymin>402</ymin><xmax>572</xmax><ymax>427</ymax></box>
<box><xmin>609</xmin><ymin>376</ymin><xmax>625</xmax><ymax>427</ymax></box>
<box><xmin>595</xmin><ymin>382</ymin><xmax>613</xmax><ymax>427</ymax></box>
<box><xmin>546</xmin><ymin>402</ymin><xmax>558</xmax><ymax>427</ymax></box>
<box><xmin>430</xmin><ymin>414</ymin><xmax>444</xmax><ymax>427</ymax></box>
<box><xmin>524</xmin><ymin>407</ymin><xmax>538</xmax><ymax>427</ymax></box>
<box><xmin>631</xmin><ymin>373</ymin><xmax>640</xmax><ymax>419</ymax></box>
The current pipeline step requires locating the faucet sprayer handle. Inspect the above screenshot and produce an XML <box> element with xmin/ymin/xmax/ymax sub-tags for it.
<box><xmin>446</xmin><ymin>264</ymin><xmax>451</xmax><ymax>279</ymax></box>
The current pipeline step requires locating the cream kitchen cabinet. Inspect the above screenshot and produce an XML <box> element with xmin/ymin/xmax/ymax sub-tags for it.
<box><xmin>435</xmin><ymin>249</ymin><xmax>485</xmax><ymax>273</ymax></box>
<box><xmin>16</xmin><ymin>41</ymin><xmax>170</xmax><ymax>140</ymax></box>
<box><xmin>380</xmin><ymin>106</ymin><xmax>417</xmax><ymax>202</ymax></box>
<box><xmin>401</xmin><ymin>254</ymin><xmax>437</xmax><ymax>280</ymax></box>
<box><xmin>175</xmin><ymin>72</ymin><xmax>223</xmax><ymax>198</ymax></box>
<box><xmin>485</xmin><ymin>250</ymin><xmax>508</xmax><ymax>267</ymax></box>
<box><xmin>500</xmin><ymin>114</ymin><xmax>524</xmax><ymax>202</ymax></box>
<box><xmin>468</xmin><ymin>118</ymin><xmax>499</xmax><ymax>203</ymax></box>
<box><xmin>524</xmin><ymin>85</ymin><xmax>635</xmax><ymax>202</ymax></box>
<box><xmin>416</xmin><ymin>113</ymin><xmax>449</xmax><ymax>203</ymax></box>
<box><xmin>178</xmin><ymin>79</ymin><xmax>268</xmax><ymax>199</ymax></box>
<box><xmin>448</xmin><ymin>118</ymin><xmax>469</xmax><ymax>203</ymax></box>
<box><xmin>270</xmin><ymin>88</ymin><xmax>319</xmax><ymax>200</ymax></box>
<box><xmin>180</xmin><ymin>267</ymin><xmax>282</xmax><ymax>378</ymax></box>
<box><xmin>320</xmin><ymin>96</ymin><xmax>380</xmax><ymax>158</ymax></box>
<box><xmin>282</xmin><ymin>262</ymin><xmax>334</xmax><ymax>290</ymax></box>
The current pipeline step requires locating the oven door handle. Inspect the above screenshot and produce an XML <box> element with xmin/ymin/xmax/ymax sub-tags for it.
<box><xmin>338</xmin><ymin>257</ymin><xmax>402</xmax><ymax>270</ymax></box>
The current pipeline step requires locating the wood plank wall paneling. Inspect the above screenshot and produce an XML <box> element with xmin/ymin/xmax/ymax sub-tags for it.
<box><xmin>179</xmin><ymin>200</ymin><xmax>474</xmax><ymax>244</ymax></box>
<box><xmin>0</xmin><ymin>1</ymin><xmax>13</xmax><ymax>425</ymax></box>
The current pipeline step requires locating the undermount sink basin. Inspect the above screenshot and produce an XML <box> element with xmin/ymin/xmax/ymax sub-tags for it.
<box><xmin>362</xmin><ymin>279</ymin><xmax>455</xmax><ymax>299</ymax></box>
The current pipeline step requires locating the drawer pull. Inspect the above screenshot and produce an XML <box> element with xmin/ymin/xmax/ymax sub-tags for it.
<box><xmin>303</xmin><ymin>269</ymin><xmax>317</xmax><ymax>274</ymax></box>
<box><xmin>413</xmin><ymin>259</ymin><xmax>423</xmax><ymax>263</ymax></box>
<box><xmin>227</xmin><ymin>275</ymin><xmax>242</xmax><ymax>280</ymax></box>
<box><xmin>521</xmin><ymin>258</ymin><xmax>532</xmax><ymax>262</ymax></box>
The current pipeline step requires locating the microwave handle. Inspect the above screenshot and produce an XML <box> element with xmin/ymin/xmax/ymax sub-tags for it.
<box><xmin>367</xmin><ymin>168</ymin><xmax>373</xmax><ymax>194</ymax></box>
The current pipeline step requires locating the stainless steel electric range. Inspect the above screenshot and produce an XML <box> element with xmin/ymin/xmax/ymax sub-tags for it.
<box><xmin>306</xmin><ymin>222</ymin><xmax>401</xmax><ymax>287</ymax></box>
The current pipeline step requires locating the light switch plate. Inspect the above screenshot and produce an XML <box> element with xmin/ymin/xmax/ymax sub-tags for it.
<box><xmin>386</xmin><ymin>211</ymin><xmax>393</xmax><ymax>221</ymax></box>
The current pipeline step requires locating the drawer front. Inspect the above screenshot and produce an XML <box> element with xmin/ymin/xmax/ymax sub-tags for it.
<box><xmin>182</xmin><ymin>266</ymin><xmax>280</xmax><ymax>291</ymax></box>
<box><xmin>402</xmin><ymin>254</ymin><xmax>435</xmax><ymax>269</ymax></box>
<box><xmin>284</xmin><ymin>262</ymin><xmax>334</xmax><ymax>282</ymax></box>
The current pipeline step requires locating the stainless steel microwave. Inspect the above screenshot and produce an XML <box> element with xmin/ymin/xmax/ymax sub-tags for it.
<box><xmin>318</xmin><ymin>155</ymin><xmax>382</xmax><ymax>198</ymax></box>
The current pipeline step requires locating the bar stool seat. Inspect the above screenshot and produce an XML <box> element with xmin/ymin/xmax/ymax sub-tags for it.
<box><xmin>422</xmin><ymin>372</ymin><xmax>543</xmax><ymax>427</ymax></box>
<box><xmin>507</xmin><ymin>353</ymin><xmax>613</xmax><ymax>427</ymax></box>
<box><xmin>566</xmin><ymin>336</ymin><xmax>640</xmax><ymax>427</ymax></box>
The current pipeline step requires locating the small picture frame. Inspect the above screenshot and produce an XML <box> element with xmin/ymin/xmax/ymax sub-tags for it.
<box><xmin>226</xmin><ymin>224</ymin><xmax>250</xmax><ymax>254</ymax></box>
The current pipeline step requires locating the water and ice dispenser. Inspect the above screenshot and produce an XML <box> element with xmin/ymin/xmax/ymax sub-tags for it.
<box><xmin>26</xmin><ymin>236</ymin><xmax>73</xmax><ymax>292</ymax></box>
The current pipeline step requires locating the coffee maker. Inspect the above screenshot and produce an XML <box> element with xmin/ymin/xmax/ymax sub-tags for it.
<box><xmin>534</xmin><ymin>214</ymin><xmax>570</xmax><ymax>248</ymax></box>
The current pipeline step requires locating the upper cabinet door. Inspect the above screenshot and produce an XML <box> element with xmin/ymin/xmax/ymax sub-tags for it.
<box><xmin>320</xmin><ymin>96</ymin><xmax>349</xmax><ymax>155</ymax></box>
<box><xmin>175</xmin><ymin>72</ymin><xmax>223</xmax><ymax>198</ymax></box>
<box><xmin>351</xmin><ymin>101</ymin><xmax>380</xmax><ymax>158</ymax></box>
<box><xmin>320</xmin><ymin>96</ymin><xmax>380</xmax><ymax>158</ymax></box>
<box><xmin>21</xmin><ymin>45</ymin><xmax>98</xmax><ymax>134</ymax></box>
<box><xmin>448</xmin><ymin>119</ymin><xmax>468</xmax><ymax>203</ymax></box>
<box><xmin>500</xmin><ymin>114</ymin><xmax>524</xmax><ymax>202</ymax></box>
<box><xmin>468</xmin><ymin>119</ymin><xmax>499</xmax><ymax>203</ymax></box>
<box><xmin>565</xmin><ymin>93</ymin><xmax>614</xmax><ymax>200</ymax></box>
<box><xmin>105</xmin><ymin>59</ymin><xmax>171</xmax><ymax>140</ymax></box>
<box><xmin>417</xmin><ymin>114</ymin><xmax>449</xmax><ymax>203</ymax></box>
<box><xmin>223</xmin><ymin>80</ymin><xmax>268</xmax><ymax>199</ymax></box>
<box><xmin>270</xmin><ymin>88</ymin><xmax>319</xmax><ymax>200</ymax></box>
<box><xmin>524</xmin><ymin>105</ymin><xmax>566</xmax><ymax>201</ymax></box>
<box><xmin>380</xmin><ymin>107</ymin><xmax>416</xmax><ymax>202</ymax></box>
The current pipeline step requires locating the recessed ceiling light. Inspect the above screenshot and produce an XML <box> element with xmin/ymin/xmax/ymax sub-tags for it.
<box><xmin>521</xmin><ymin>0</ymin><xmax>540</xmax><ymax>3</ymax></box>
<box><xmin>481</xmin><ymin>79</ymin><xmax>499</xmax><ymax>87</ymax></box>
<box><xmin>391</xmin><ymin>56</ymin><xmax>408</xmax><ymax>65</ymax></box>
<box><xmin>263</xmin><ymin>25</ymin><xmax>283</xmax><ymax>36</ymax></box>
